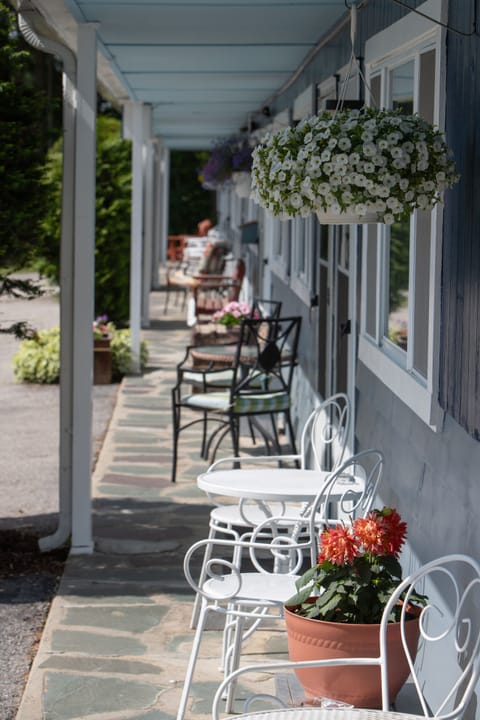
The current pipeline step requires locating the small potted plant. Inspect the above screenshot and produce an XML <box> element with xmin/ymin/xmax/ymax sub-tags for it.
<box><xmin>93</xmin><ymin>314</ymin><xmax>112</xmax><ymax>343</ymax></box>
<box><xmin>284</xmin><ymin>507</ymin><xmax>427</xmax><ymax>708</ymax></box>
<box><xmin>93</xmin><ymin>314</ymin><xmax>113</xmax><ymax>383</ymax></box>
<box><xmin>212</xmin><ymin>301</ymin><xmax>254</xmax><ymax>328</ymax></box>
<box><xmin>251</xmin><ymin>107</ymin><xmax>459</xmax><ymax>224</ymax></box>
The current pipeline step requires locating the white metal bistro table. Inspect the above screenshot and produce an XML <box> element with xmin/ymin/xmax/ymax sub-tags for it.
<box><xmin>215</xmin><ymin>708</ymin><xmax>421</xmax><ymax>720</ymax></box>
<box><xmin>197</xmin><ymin>468</ymin><xmax>362</xmax><ymax>503</ymax></box>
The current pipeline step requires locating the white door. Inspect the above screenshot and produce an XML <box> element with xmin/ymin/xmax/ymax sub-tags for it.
<box><xmin>317</xmin><ymin>222</ymin><xmax>358</xmax><ymax>447</ymax></box>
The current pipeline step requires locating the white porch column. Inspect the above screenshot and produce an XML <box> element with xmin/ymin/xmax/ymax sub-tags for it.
<box><xmin>17</xmin><ymin>11</ymin><xmax>77</xmax><ymax>552</ymax></box>
<box><xmin>151</xmin><ymin>140</ymin><xmax>164</xmax><ymax>287</ymax></box>
<box><xmin>142</xmin><ymin>107</ymin><xmax>154</xmax><ymax>326</ymax></box>
<box><xmin>124</xmin><ymin>101</ymin><xmax>145</xmax><ymax>373</ymax></box>
<box><xmin>71</xmin><ymin>22</ymin><xmax>97</xmax><ymax>554</ymax></box>
<box><xmin>159</xmin><ymin>146</ymin><xmax>170</xmax><ymax>265</ymax></box>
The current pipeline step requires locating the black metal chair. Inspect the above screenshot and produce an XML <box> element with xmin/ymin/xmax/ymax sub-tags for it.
<box><xmin>250</xmin><ymin>297</ymin><xmax>282</xmax><ymax>320</ymax></box>
<box><xmin>171</xmin><ymin>315</ymin><xmax>302</xmax><ymax>482</ymax></box>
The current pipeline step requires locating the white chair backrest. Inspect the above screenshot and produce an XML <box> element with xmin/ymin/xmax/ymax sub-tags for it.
<box><xmin>183</xmin><ymin>534</ymin><xmax>311</xmax><ymax>603</ymax></box>
<box><xmin>298</xmin><ymin>393</ymin><xmax>350</xmax><ymax>471</ymax></box>
<box><xmin>248</xmin><ymin>449</ymin><xmax>384</xmax><ymax>569</ymax></box>
<box><xmin>379</xmin><ymin>553</ymin><xmax>480</xmax><ymax>719</ymax></box>
<box><xmin>210</xmin><ymin>553</ymin><xmax>480</xmax><ymax>720</ymax></box>
<box><xmin>309</xmin><ymin>448</ymin><xmax>384</xmax><ymax>535</ymax></box>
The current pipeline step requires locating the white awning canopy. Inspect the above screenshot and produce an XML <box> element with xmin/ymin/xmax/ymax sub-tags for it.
<box><xmin>13</xmin><ymin>0</ymin><xmax>348</xmax><ymax>149</ymax></box>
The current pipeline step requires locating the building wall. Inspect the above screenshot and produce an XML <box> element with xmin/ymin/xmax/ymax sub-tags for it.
<box><xmin>356</xmin><ymin>361</ymin><xmax>480</xmax><ymax>561</ymax></box>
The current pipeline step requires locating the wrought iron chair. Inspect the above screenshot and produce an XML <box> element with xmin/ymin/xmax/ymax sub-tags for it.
<box><xmin>189</xmin><ymin>393</ymin><xmax>351</xmax><ymax>628</ymax></box>
<box><xmin>164</xmin><ymin>239</ymin><xmax>230</xmax><ymax>314</ymax></box>
<box><xmin>176</xmin><ymin>449</ymin><xmax>384</xmax><ymax>720</ymax></box>
<box><xmin>210</xmin><ymin>554</ymin><xmax>480</xmax><ymax>720</ymax></box>
<box><xmin>251</xmin><ymin>298</ymin><xmax>283</xmax><ymax>320</ymax></box>
<box><xmin>171</xmin><ymin>315</ymin><xmax>302</xmax><ymax>483</ymax></box>
<box><xmin>191</xmin><ymin>258</ymin><xmax>246</xmax><ymax>325</ymax></box>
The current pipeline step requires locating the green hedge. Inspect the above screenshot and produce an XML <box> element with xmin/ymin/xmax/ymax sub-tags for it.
<box><xmin>13</xmin><ymin>325</ymin><xmax>148</xmax><ymax>383</ymax></box>
<box><xmin>37</xmin><ymin>115</ymin><xmax>132</xmax><ymax>325</ymax></box>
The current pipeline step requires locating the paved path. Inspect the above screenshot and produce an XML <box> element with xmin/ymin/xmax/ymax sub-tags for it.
<box><xmin>15</xmin><ymin>284</ymin><xmax>291</xmax><ymax>720</ymax></box>
<box><xmin>0</xmin><ymin>277</ymin><xmax>117</xmax><ymax>533</ymax></box>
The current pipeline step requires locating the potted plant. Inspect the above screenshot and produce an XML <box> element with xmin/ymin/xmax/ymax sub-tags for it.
<box><xmin>93</xmin><ymin>314</ymin><xmax>112</xmax><ymax>345</ymax></box>
<box><xmin>93</xmin><ymin>314</ymin><xmax>113</xmax><ymax>384</ymax></box>
<box><xmin>251</xmin><ymin>107</ymin><xmax>459</xmax><ymax>224</ymax></box>
<box><xmin>284</xmin><ymin>507</ymin><xmax>427</xmax><ymax>708</ymax></box>
<box><xmin>212</xmin><ymin>301</ymin><xmax>255</xmax><ymax>328</ymax></box>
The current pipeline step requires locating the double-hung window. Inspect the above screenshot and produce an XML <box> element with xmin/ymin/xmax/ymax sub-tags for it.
<box><xmin>359</xmin><ymin>0</ymin><xmax>446</xmax><ymax>428</ymax></box>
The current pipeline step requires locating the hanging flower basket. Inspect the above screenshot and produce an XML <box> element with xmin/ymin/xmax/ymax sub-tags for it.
<box><xmin>199</xmin><ymin>135</ymin><xmax>254</xmax><ymax>190</ymax></box>
<box><xmin>251</xmin><ymin>107</ymin><xmax>459</xmax><ymax>225</ymax></box>
<box><xmin>316</xmin><ymin>209</ymin><xmax>379</xmax><ymax>225</ymax></box>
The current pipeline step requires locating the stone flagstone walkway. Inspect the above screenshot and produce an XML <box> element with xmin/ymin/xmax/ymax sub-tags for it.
<box><xmin>16</xmin><ymin>283</ymin><xmax>292</xmax><ymax>720</ymax></box>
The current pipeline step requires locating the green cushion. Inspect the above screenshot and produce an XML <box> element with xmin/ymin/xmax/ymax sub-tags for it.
<box><xmin>183</xmin><ymin>369</ymin><xmax>234</xmax><ymax>386</ymax></box>
<box><xmin>234</xmin><ymin>392</ymin><xmax>291</xmax><ymax>413</ymax></box>
<box><xmin>181</xmin><ymin>390</ymin><xmax>290</xmax><ymax>414</ymax></box>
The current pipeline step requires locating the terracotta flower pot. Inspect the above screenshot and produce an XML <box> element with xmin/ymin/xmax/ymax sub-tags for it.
<box><xmin>284</xmin><ymin>604</ymin><xmax>420</xmax><ymax>708</ymax></box>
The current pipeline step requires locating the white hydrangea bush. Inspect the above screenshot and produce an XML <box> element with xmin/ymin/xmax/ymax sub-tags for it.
<box><xmin>251</xmin><ymin>108</ymin><xmax>459</xmax><ymax>224</ymax></box>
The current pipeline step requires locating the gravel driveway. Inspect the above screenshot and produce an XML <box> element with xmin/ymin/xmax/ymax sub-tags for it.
<box><xmin>0</xmin><ymin>277</ymin><xmax>118</xmax><ymax>719</ymax></box>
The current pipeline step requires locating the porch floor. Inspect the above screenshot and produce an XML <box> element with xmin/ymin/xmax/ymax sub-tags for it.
<box><xmin>16</xmin><ymin>274</ymin><xmax>298</xmax><ymax>720</ymax></box>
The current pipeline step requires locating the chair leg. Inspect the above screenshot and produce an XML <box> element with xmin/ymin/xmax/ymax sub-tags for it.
<box><xmin>284</xmin><ymin>410</ymin><xmax>298</xmax><ymax>456</ymax></box>
<box><xmin>177</xmin><ymin>602</ymin><xmax>216</xmax><ymax>720</ymax></box>
<box><xmin>171</xmin><ymin>395</ymin><xmax>180</xmax><ymax>483</ymax></box>
<box><xmin>231</xmin><ymin>416</ymin><xmax>240</xmax><ymax>458</ymax></box>
<box><xmin>200</xmin><ymin>409</ymin><xmax>208</xmax><ymax>459</ymax></box>
<box><xmin>269</xmin><ymin>413</ymin><xmax>281</xmax><ymax>454</ymax></box>
<box><xmin>222</xmin><ymin>611</ymin><xmax>244</xmax><ymax>712</ymax></box>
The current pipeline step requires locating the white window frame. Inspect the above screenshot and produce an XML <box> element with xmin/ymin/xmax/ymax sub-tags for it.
<box><xmin>358</xmin><ymin>0</ymin><xmax>447</xmax><ymax>430</ymax></box>
<box><xmin>291</xmin><ymin>215</ymin><xmax>314</xmax><ymax>304</ymax></box>
<box><xmin>270</xmin><ymin>216</ymin><xmax>291</xmax><ymax>282</ymax></box>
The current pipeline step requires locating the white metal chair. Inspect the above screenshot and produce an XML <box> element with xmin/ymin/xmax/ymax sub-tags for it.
<box><xmin>176</xmin><ymin>449</ymin><xmax>384</xmax><ymax>720</ymax></box>
<box><xmin>189</xmin><ymin>394</ymin><xmax>351</xmax><ymax>628</ymax></box>
<box><xmin>211</xmin><ymin>554</ymin><xmax>480</xmax><ymax>720</ymax></box>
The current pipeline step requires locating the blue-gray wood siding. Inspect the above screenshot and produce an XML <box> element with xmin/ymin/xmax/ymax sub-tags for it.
<box><xmin>440</xmin><ymin>1</ymin><xmax>480</xmax><ymax>439</ymax></box>
<box><xmin>270</xmin><ymin>0</ymin><xmax>480</xmax><ymax>440</ymax></box>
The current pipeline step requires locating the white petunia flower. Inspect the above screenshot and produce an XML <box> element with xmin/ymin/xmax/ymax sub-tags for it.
<box><xmin>338</xmin><ymin>137</ymin><xmax>351</xmax><ymax>151</ymax></box>
<box><xmin>363</xmin><ymin>142</ymin><xmax>377</xmax><ymax>157</ymax></box>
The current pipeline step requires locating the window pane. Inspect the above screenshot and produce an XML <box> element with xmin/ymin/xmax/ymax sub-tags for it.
<box><xmin>413</xmin><ymin>210</ymin><xmax>431</xmax><ymax>377</ymax></box>
<box><xmin>387</xmin><ymin>218</ymin><xmax>410</xmax><ymax>351</ymax></box>
<box><xmin>391</xmin><ymin>60</ymin><xmax>414</xmax><ymax>113</ymax></box>
<box><xmin>369</xmin><ymin>74</ymin><xmax>381</xmax><ymax>107</ymax></box>
<box><xmin>319</xmin><ymin>224</ymin><xmax>328</xmax><ymax>260</ymax></box>
<box><xmin>297</xmin><ymin>220</ymin><xmax>306</xmax><ymax>275</ymax></box>
<box><xmin>387</xmin><ymin>61</ymin><xmax>414</xmax><ymax>352</ymax></box>
<box><xmin>365</xmin><ymin>225</ymin><xmax>377</xmax><ymax>339</ymax></box>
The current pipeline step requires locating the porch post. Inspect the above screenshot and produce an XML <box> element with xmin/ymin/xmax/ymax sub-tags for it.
<box><xmin>159</xmin><ymin>146</ymin><xmax>170</xmax><ymax>265</ymax></box>
<box><xmin>142</xmin><ymin>106</ymin><xmax>154</xmax><ymax>326</ymax></box>
<box><xmin>17</xmin><ymin>11</ymin><xmax>77</xmax><ymax>552</ymax></box>
<box><xmin>151</xmin><ymin>140</ymin><xmax>162</xmax><ymax>286</ymax></box>
<box><xmin>70</xmin><ymin>22</ymin><xmax>97</xmax><ymax>554</ymax></box>
<box><xmin>124</xmin><ymin>101</ymin><xmax>145</xmax><ymax>373</ymax></box>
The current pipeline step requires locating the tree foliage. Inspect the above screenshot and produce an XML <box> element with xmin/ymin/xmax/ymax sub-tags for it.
<box><xmin>0</xmin><ymin>1</ymin><xmax>53</xmax><ymax>269</ymax></box>
<box><xmin>169</xmin><ymin>150</ymin><xmax>216</xmax><ymax>234</ymax></box>
<box><xmin>38</xmin><ymin>114</ymin><xmax>133</xmax><ymax>325</ymax></box>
